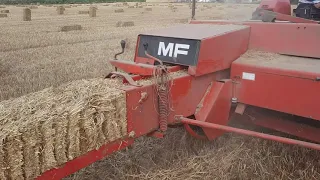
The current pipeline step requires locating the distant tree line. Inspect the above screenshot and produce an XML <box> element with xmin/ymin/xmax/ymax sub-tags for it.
<box><xmin>0</xmin><ymin>0</ymin><xmax>145</xmax><ymax>4</ymax></box>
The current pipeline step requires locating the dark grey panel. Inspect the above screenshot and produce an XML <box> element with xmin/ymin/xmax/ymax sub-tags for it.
<box><xmin>138</xmin><ymin>35</ymin><xmax>200</xmax><ymax>66</ymax></box>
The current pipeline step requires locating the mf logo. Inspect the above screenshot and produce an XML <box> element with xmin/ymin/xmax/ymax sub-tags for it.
<box><xmin>157</xmin><ymin>42</ymin><xmax>190</xmax><ymax>58</ymax></box>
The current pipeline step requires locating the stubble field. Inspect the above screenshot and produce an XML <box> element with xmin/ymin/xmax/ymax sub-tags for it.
<box><xmin>0</xmin><ymin>2</ymin><xmax>319</xmax><ymax>180</ymax></box>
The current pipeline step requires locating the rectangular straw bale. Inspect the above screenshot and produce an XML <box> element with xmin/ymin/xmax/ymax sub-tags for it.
<box><xmin>0</xmin><ymin>10</ymin><xmax>9</xmax><ymax>13</ymax></box>
<box><xmin>6</xmin><ymin>134</ymin><xmax>24</xmax><ymax>180</ymax></box>
<box><xmin>121</xmin><ymin>21</ymin><xmax>134</xmax><ymax>27</ymax></box>
<box><xmin>40</xmin><ymin>119</ymin><xmax>57</xmax><ymax>173</ymax></box>
<box><xmin>0</xmin><ymin>78</ymin><xmax>127</xmax><ymax>179</ymax></box>
<box><xmin>89</xmin><ymin>6</ymin><xmax>97</xmax><ymax>17</ymax></box>
<box><xmin>54</xmin><ymin>114</ymin><xmax>68</xmax><ymax>165</ymax></box>
<box><xmin>60</xmin><ymin>25</ymin><xmax>82</xmax><ymax>32</ymax></box>
<box><xmin>145</xmin><ymin>8</ymin><xmax>152</xmax><ymax>11</ymax></box>
<box><xmin>21</xmin><ymin>123</ymin><xmax>41</xmax><ymax>180</ymax></box>
<box><xmin>0</xmin><ymin>13</ymin><xmax>7</xmax><ymax>18</ymax></box>
<box><xmin>0</xmin><ymin>136</ymin><xmax>7</xmax><ymax>180</ymax></box>
<box><xmin>67</xmin><ymin>105</ymin><xmax>82</xmax><ymax>160</ymax></box>
<box><xmin>23</xmin><ymin>8</ymin><xmax>31</xmax><ymax>21</ymax></box>
<box><xmin>115</xmin><ymin>9</ymin><xmax>124</xmax><ymax>13</ymax></box>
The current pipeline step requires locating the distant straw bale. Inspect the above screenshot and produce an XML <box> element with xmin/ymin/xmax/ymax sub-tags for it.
<box><xmin>23</xmin><ymin>8</ymin><xmax>31</xmax><ymax>21</ymax></box>
<box><xmin>122</xmin><ymin>21</ymin><xmax>135</xmax><ymax>27</ymax></box>
<box><xmin>56</xmin><ymin>6</ymin><xmax>65</xmax><ymax>15</ymax></box>
<box><xmin>0</xmin><ymin>10</ymin><xmax>9</xmax><ymax>13</ymax></box>
<box><xmin>89</xmin><ymin>6</ymin><xmax>97</xmax><ymax>17</ymax></box>
<box><xmin>0</xmin><ymin>6</ymin><xmax>5</xmax><ymax>8</ymax></box>
<box><xmin>60</xmin><ymin>25</ymin><xmax>82</xmax><ymax>32</ymax></box>
<box><xmin>128</xmin><ymin>6</ymin><xmax>135</xmax><ymax>8</ymax></box>
<box><xmin>115</xmin><ymin>9</ymin><xmax>124</xmax><ymax>13</ymax></box>
<box><xmin>138</xmin><ymin>6</ymin><xmax>143</xmax><ymax>8</ymax></box>
<box><xmin>145</xmin><ymin>8</ymin><xmax>152</xmax><ymax>11</ymax></box>
<box><xmin>123</xmin><ymin>2</ymin><xmax>128</xmax><ymax>6</ymax></box>
<box><xmin>64</xmin><ymin>5</ymin><xmax>71</xmax><ymax>8</ymax></box>
<box><xmin>0</xmin><ymin>78</ymin><xmax>127</xmax><ymax>180</ymax></box>
<box><xmin>116</xmin><ymin>21</ymin><xmax>134</xmax><ymax>27</ymax></box>
<box><xmin>0</xmin><ymin>13</ymin><xmax>7</xmax><ymax>18</ymax></box>
<box><xmin>78</xmin><ymin>10</ymin><xmax>89</xmax><ymax>14</ymax></box>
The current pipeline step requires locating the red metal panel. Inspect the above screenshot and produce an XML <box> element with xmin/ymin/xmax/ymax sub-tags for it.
<box><xmin>180</xmin><ymin>117</ymin><xmax>320</xmax><ymax>151</ymax></box>
<box><xmin>190</xmin><ymin>27</ymin><xmax>250</xmax><ymax>76</ymax></box>
<box><xmin>190</xmin><ymin>20</ymin><xmax>320</xmax><ymax>59</ymax></box>
<box><xmin>247</xmin><ymin>23</ymin><xmax>320</xmax><ymax>58</ymax></box>
<box><xmin>195</xmin><ymin>80</ymin><xmax>233</xmax><ymax>140</ymax></box>
<box><xmin>257</xmin><ymin>0</ymin><xmax>291</xmax><ymax>15</ymax></box>
<box><xmin>123</xmin><ymin>72</ymin><xmax>224</xmax><ymax>138</ymax></box>
<box><xmin>231</xmin><ymin>62</ymin><xmax>320</xmax><ymax>121</ymax></box>
<box><xmin>36</xmin><ymin>139</ymin><xmax>133</xmax><ymax>180</ymax></box>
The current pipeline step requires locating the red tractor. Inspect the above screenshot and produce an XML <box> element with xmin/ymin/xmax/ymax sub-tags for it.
<box><xmin>252</xmin><ymin>0</ymin><xmax>320</xmax><ymax>21</ymax></box>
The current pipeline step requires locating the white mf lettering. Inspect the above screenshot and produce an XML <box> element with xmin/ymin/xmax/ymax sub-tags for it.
<box><xmin>157</xmin><ymin>42</ymin><xmax>190</xmax><ymax>58</ymax></box>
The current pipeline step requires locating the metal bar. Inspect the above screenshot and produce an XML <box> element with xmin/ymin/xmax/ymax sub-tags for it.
<box><xmin>179</xmin><ymin>117</ymin><xmax>320</xmax><ymax>150</ymax></box>
<box><xmin>109</xmin><ymin>60</ymin><xmax>155</xmax><ymax>76</ymax></box>
<box><xmin>36</xmin><ymin>139</ymin><xmax>134</xmax><ymax>180</ymax></box>
<box><xmin>105</xmin><ymin>71</ymin><xmax>142</xmax><ymax>87</ymax></box>
<box><xmin>192</xmin><ymin>0</ymin><xmax>196</xmax><ymax>20</ymax></box>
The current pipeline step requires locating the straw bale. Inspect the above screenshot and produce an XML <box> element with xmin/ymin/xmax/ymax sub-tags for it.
<box><xmin>23</xmin><ymin>8</ymin><xmax>31</xmax><ymax>21</ymax></box>
<box><xmin>21</xmin><ymin>122</ymin><xmax>41</xmax><ymax>180</ymax></box>
<box><xmin>145</xmin><ymin>8</ymin><xmax>152</xmax><ymax>11</ymax></box>
<box><xmin>128</xmin><ymin>6</ymin><xmax>135</xmax><ymax>8</ymax></box>
<box><xmin>0</xmin><ymin>136</ymin><xmax>6</xmax><ymax>180</ymax></box>
<box><xmin>89</xmin><ymin>6</ymin><xmax>97</xmax><ymax>17</ymax></box>
<box><xmin>0</xmin><ymin>6</ymin><xmax>5</xmax><ymax>8</ymax></box>
<box><xmin>54</xmin><ymin>113</ymin><xmax>68</xmax><ymax>165</ymax></box>
<box><xmin>116</xmin><ymin>21</ymin><xmax>134</xmax><ymax>27</ymax></box>
<box><xmin>115</xmin><ymin>9</ymin><xmax>124</xmax><ymax>13</ymax></box>
<box><xmin>65</xmin><ymin>5</ymin><xmax>71</xmax><ymax>8</ymax></box>
<box><xmin>0</xmin><ymin>78</ymin><xmax>127</xmax><ymax>179</ymax></box>
<box><xmin>0</xmin><ymin>10</ymin><xmax>9</xmax><ymax>13</ymax></box>
<box><xmin>0</xmin><ymin>13</ymin><xmax>7</xmax><ymax>18</ymax></box>
<box><xmin>122</xmin><ymin>21</ymin><xmax>134</xmax><ymax>27</ymax></box>
<box><xmin>78</xmin><ymin>10</ymin><xmax>89</xmax><ymax>14</ymax></box>
<box><xmin>56</xmin><ymin>6</ymin><xmax>65</xmax><ymax>15</ymax></box>
<box><xmin>6</xmin><ymin>134</ymin><xmax>24</xmax><ymax>180</ymax></box>
<box><xmin>60</xmin><ymin>25</ymin><xmax>82</xmax><ymax>32</ymax></box>
<box><xmin>40</xmin><ymin>119</ymin><xmax>57</xmax><ymax>173</ymax></box>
